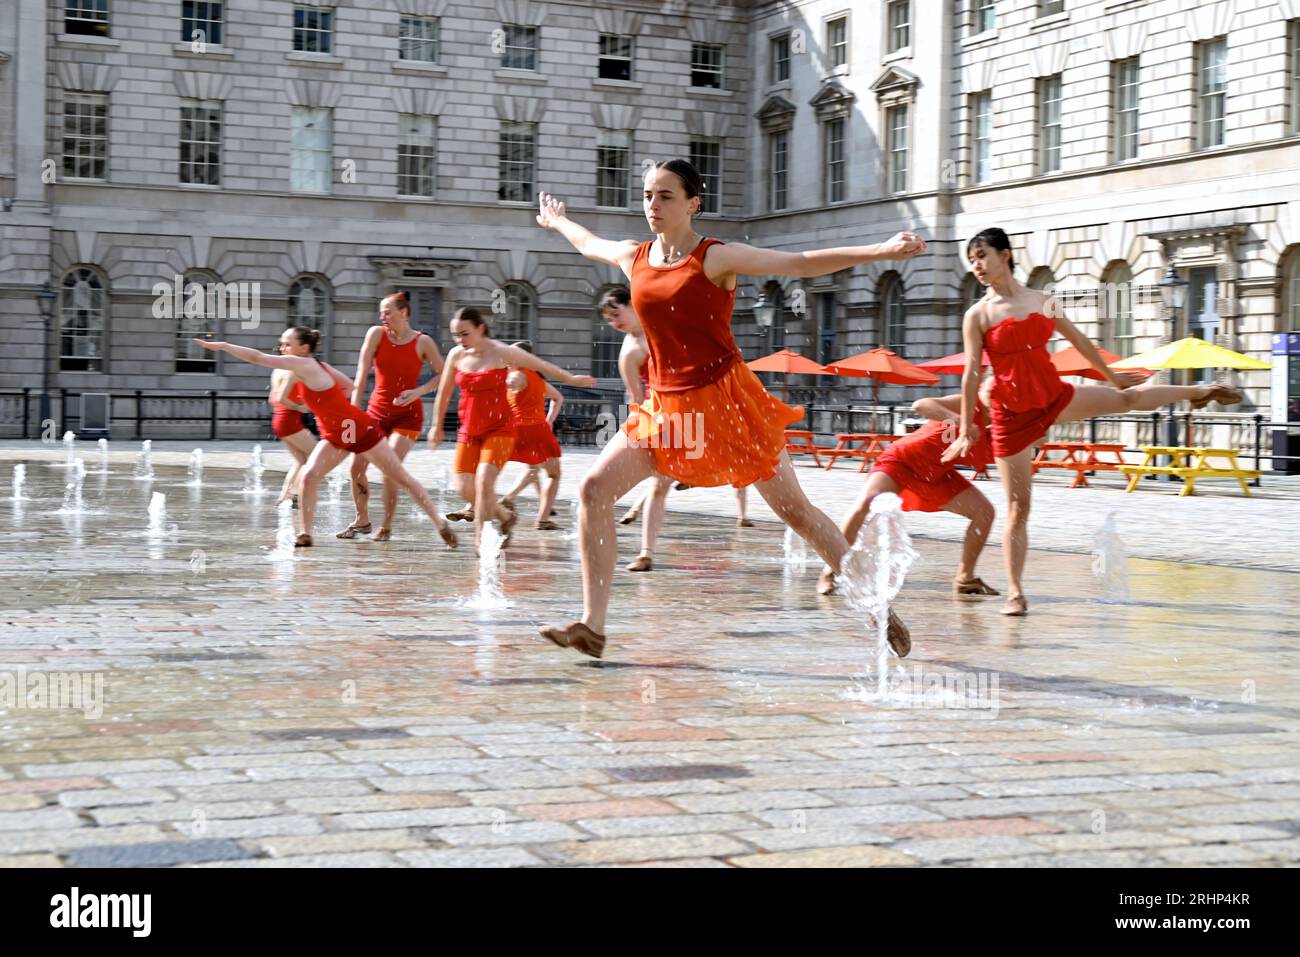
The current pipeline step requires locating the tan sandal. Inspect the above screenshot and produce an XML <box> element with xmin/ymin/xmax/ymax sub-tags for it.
<box><xmin>446</xmin><ymin>507</ymin><xmax>474</xmax><ymax>522</ymax></box>
<box><xmin>438</xmin><ymin>524</ymin><xmax>458</xmax><ymax>549</ymax></box>
<box><xmin>626</xmin><ymin>555</ymin><xmax>653</xmax><ymax>572</ymax></box>
<box><xmin>736</xmin><ymin>518</ymin><xmax>755</xmax><ymax>528</ymax></box>
<box><xmin>535</xmin><ymin>519</ymin><xmax>560</xmax><ymax>531</ymax></box>
<box><xmin>294</xmin><ymin>533</ymin><xmax>313</xmax><ymax>548</ymax></box>
<box><xmin>954</xmin><ymin>576</ymin><xmax>1000</xmax><ymax>596</ymax></box>
<box><xmin>540</xmin><ymin>621</ymin><xmax>606</xmax><ymax>659</ymax></box>
<box><xmin>372</xmin><ymin>527</ymin><xmax>391</xmax><ymax>542</ymax></box>
<box><xmin>1191</xmin><ymin>384</ymin><xmax>1243</xmax><ymax>410</ymax></box>
<box><xmin>335</xmin><ymin>522</ymin><xmax>371</xmax><ymax>539</ymax></box>
<box><xmin>618</xmin><ymin>509</ymin><xmax>641</xmax><ymax>525</ymax></box>
<box><xmin>886</xmin><ymin>609</ymin><xmax>911</xmax><ymax>658</ymax></box>
<box><xmin>817</xmin><ymin>569</ymin><xmax>836</xmax><ymax>595</ymax></box>
<box><xmin>1002</xmin><ymin>595</ymin><xmax>1029</xmax><ymax>617</ymax></box>
<box><xmin>497</xmin><ymin>502</ymin><xmax>518</xmax><ymax>546</ymax></box>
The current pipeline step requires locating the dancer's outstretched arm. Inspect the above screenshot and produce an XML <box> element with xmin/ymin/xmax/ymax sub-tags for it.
<box><xmin>703</xmin><ymin>232</ymin><xmax>927</xmax><ymax>280</ymax></box>
<box><xmin>494</xmin><ymin>343</ymin><xmax>596</xmax><ymax>390</ymax></box>
<box><xmin>536</xmin><ymin>192</ymin><xmax>639</xmax><ymax>276</ymax></box>
<box><xmin>1047</xmin><ymin>297</ymin><xmax>1147</xmax><ymax>389</ymax></box>
<box><xmin>194</xmin><ymin>339</ymin><xmax>314</xmax><ymax>373</ymax></box>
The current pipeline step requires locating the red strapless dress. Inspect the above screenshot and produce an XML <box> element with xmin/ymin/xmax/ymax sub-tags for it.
<box><xmin>870</xmin><ymin>409</ymin><xmax>993</xmax><ymax>512</ymax></box>
<box><xmin>984</xmin><ymin>312</ymin><xmax>1074</xmax><ymax>459</ymax></box>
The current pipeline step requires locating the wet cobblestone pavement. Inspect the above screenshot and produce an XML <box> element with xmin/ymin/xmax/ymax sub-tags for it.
<box><xmin>1</xmin><ymin>446</ymin><xmax>1298</xmax><ymax>867</ymax></box>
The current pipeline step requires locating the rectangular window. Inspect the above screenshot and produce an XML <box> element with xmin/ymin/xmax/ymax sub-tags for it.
<box><xmin>974</xmin><ymin>0</ymin><xmax>995</xmax><ymax>34</ymax></box>
<box><xmin>292</xmin><ymin>6</ymin><xmax>333</xmax><ymax>53</ymax></box>
<box><xmin>887</xmin><ymin>1</ymin><xmax>910</xmax><ymax>54</ymax></box>
<box><xmin>1198</xmin><ymin>37</ymin><xmax>1227</xmax><ymax>148</ymax></box>
<box><xmin>1040</xmin><ymin>0</ymin><xmax>1064</xmax><ymax>16</ymax></box>
<box><xmin>886</xmin><ymin>105</ymin><xmax>908</xmax><ymax>193</ymax></box>
<box><xmin>180</xmin><ymin>99</ymin><xmax>221</xmax><ymax>186</ymax></box>
<box><xmin>824</xmin><ymin>118</ymin><xmax>845</xmax><ymax>204</ymax></box>
<box><xmin>827</xmin><ymin>16</ymin><xmax>848</xmax><ymax>69</ymax></box>
<box><xmin>498</xmin><ymin>121</ymin><xmax>536</xmax><ymax>203</ymax></box>
<box><xmin>397</xmin><ymin>114</ymin><xmax>436</xmax><ymax>197</ymax></box>
<box><xmin>691</xmin><ymin>43</ymin><xmax>724</xmax><ymax>88</ymax></box>
<box><xmin>769</xmin><ymin>130</ymin><xmax>789</xmax><ymax>211</ymax></box>
<box><xmin>970</xmin><ymin>91</ymin><xmax>991</xmax><ymax>184</ymax></box>
<box><xmin>1038</xmin><ymin>74</ymin><xmax>1062</xmax><ymax>173</ymax></box>
<box><xmin>65</xmin><ymin>0</ymin><xmax>109</xmax><ymax>37</ymax></box>
<box><xmin>596</xmin><ymin>130</ymin><xmax>631</xmax><ymax>208</ymax></box>
<box><xmin>62</xmin><ymin>92</ymin><xmax>108</xmax><ymax>181</ymax></box>
<box><xmin>501</xmin><ymin>24</ymin><xmax>537</xmax><ymax>71</ymax></box>
<box><xmin>182</xmin><ymin>1</ymin><xmax>222</xmax><ymax>46</ymax></box>
<box><xmin>770</xmin><ymin>33</ymin><xmax>790</xmax><ymax>84</ymax></box>
<box><xmin>688</xmin><ymin>139</ymin><xmax>721</xmax><ymax>213</ymax></box>
<box><xmin>1114</xmin><ymin>57</ymin><xmax>1139</xmax><ymax>162</ymax></box>
<box><xmin>1291</xmin><ymin>21</ymin><xmax>1300</xmax><ymax>134</ymax></box>
<box><xmin>290</xmin><ymin>106</ymin><xmax>331</xmax><ymax>193</ymax></box>
<box><xmin>399</xmin><ymin>16</ymin><xmax>439</xmax><ymax>63</ymax></box>
<box><xmin>598</xmin><ymin>33</ymin><xmax>633</xmax><ymax>81</ymax></box>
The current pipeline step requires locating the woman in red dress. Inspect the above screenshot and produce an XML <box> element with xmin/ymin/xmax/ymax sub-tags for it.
<box><xmin>943</xmin><ymin>227</ymin><xmax>1243</xmax><ymax>615</ymax></box>
<box><xmin>534</xmin><ymin>160</ymin><xmax>926</xmax><ymax>659</ymax></box>
<box><xmin>269</xmin><ymin>366</ymin><xmax>315</xmax><ymax>507</ymax></box>
<box><xmin>337</xmin><ymin>291</ymin><xmax>445</xmax><ymax>541</ymax></box>
<box><xmin>427</xmin><ymin>308</ymin><xmax>595</xmax><ymax>550</ymax></box>
<box><xmin>194</xmin><ymin>328</ymin><xmax>456</xmax><ymax>549</ymax></box>
<box><xmin>501</xmin><ymin>341</ymin><xmax>566</xmax><ymax>530</ymax></box>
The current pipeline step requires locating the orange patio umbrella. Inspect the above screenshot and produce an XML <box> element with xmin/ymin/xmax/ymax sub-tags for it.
<box><xmin>914</xmin><ymin>350</ymin><xmax>990</xmax><ymax>376</ymax></box>
<box><xmin>1050</xmin><ymin>345</ymin><xmax>1150</xmax><ymax>381</ymax></box>
<box><xmin>746</xmin><ymin>348</ymin><xmax>835</xmax><ymax>403</ymax></box>
<box><xmin>823</xmin><ymin>348</ymin><xmax>940</xmax><ymax>430</ymax></box>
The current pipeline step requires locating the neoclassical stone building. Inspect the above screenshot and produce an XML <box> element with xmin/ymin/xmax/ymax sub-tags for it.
<box><xmin>1</xmin><ymin>0</ymin><xmax>1299</xmax><ymax>436</ymax></box>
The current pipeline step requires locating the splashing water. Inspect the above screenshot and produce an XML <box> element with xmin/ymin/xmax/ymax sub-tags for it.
<box><xmin>12</xmin><ymin>464</ymin><xmax>27</xmax><ymax>501</ymax></box>
<box><xmin>1092</xmin><ymin>511</ymin><xmax>1130</xmax><ymax>603</ymax></box>
<box><xmin>839</xmin><ymin>492</ymin><xmax>920</xmax><ymax>696</ymax></box>
<box><xmin>187</xmin><ymin>448</ymin><xmax>204</xmax><ymax>487</ymax></box>
<box><xmin>565</xmin><ymin>493</ymin><xmax>582</xmax><ymax>545</ymax></box>
<box><xmin>51</xmin><ymin>431</ymin><xmax>77</xmax><ymax>469</ymax></box>
<box><xmin>147</xmin><ymin>491</ymin><xmax>166</xmax><ymax>531</ymax></box>
<box><xmin>96</xmin><ymin>437</ymin><xmax>109</xmax><ymax>473</ymax></box>
<box><xmin>447</xmin><ymin>523</ymin><xmax>510</xmax><ymax>610</ymax></box>
<box><xmin>60</xmin><ymin>459</ymin><xmax>88</xmax><ymax>513</ymax></box>
<box><xmin>133</xmin><ymin>440</ymin><xmax>154</xmax><ymax>481</ymax></box>
<box><xmin>242</xmin><ymin>444</ymin><xmax>266</xmax><ymax>495</ymax></box>
<box><xmin>783</xmin><ymin>525</ymin><xmax>809</xmax><ymax>569</ymax></box>
<box><xmin>267</xmin><ymin>498</ymin><xmax>296</xmax><ymax>562</ymax></box>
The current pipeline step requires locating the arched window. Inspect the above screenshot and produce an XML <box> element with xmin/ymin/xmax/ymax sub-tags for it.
<box><xmin>879</xmin><ymin>272</ymin><xmax>906</xmax><ymax>352</ymax></box>
<box><xmin>1285</xmin><ymin>246</ymin><xmax>1300</xmax><ymax>333</ymax></box>
<box><xmin>59</xmin><ymin>267</ymin><xmax>107</xmax><ymax>372</ymax></box>
<box><xmin>591</xmin><ymin>288</ymin><xmax>622</xmax><ymax>380</ymax></box>
<box><xmin>287</xmin><ymin>275</ymin><xmax>331</xmax><ymax>358</ymax></box>
<box><xmin>176</xmin><ymin>270</ymin><xmax>219</xmax><ymax>373</ymax></box>
<box><xmin>1101</xmin><ymin>261</ymin><xmax>1135</xmax><ymax>356</ymax></box>
<box><xmin>1028</xmin><ymin>266</ymin><xmax>1056</xmax><ymax>292</ymax></box>
<box><xmin>496</xmin><ymin>282</ymin><xmax>533</xmax><ymax>343</ymax></box>
<box><xmin>763</xmin><ymin>280</ymin><xmax>785</xmax><ymax>352</ymax></box>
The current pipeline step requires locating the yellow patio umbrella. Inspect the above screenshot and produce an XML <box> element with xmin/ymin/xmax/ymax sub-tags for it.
<box><xmin>1110</xmin><ymin>337</ymin><xmax>1271</xmax><ymax>371</ymax></box>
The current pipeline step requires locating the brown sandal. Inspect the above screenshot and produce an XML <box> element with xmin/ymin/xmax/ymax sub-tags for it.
<box><xmin>1191</xmin><ymin>384</ymin><xmax>1243</xmax><ymax>410</ymax></box>
<box><xmin>535</xmin><ymin>519</ymin><xmax>560</xmax><ymax>531</ymax></box>
<box><xmin>1001</xmin><ymin>595</ymin><xmax>1029</xmax><ymax>617</ymax></box>
<box><xmin>954</xmin><ymin>576</ymin><xmax>1000</xmax><ymax>596</ymax></box>
<box><xmin>446</xmin><ymin>508</ymin><xmax>474</xmax><ymax>522</ymax></box>
<box><xmin>294</xmin><ymin>533</ymin><xmax>313</xmax><ymax>548</ymax></box>
<box><xmin>372</xmin><ymin>527</ymin><xmax>392</xmax><ymax>542</ymax></box>
<box><xmin>886</xmin><ymin>609</ymin><xmax>911</xmax><ymax>658</ymax></box>
<box><xmin>618</xmin><ymin>509</ymin><xmax>641</xmax><ymax>525</ymax></box>
<box><xmin>335</xmin><ymin>522</ymin><xmax>371</xmax><ymax>539</ymax></box>
<box><xmin>497</xmin><ymin>502</ymin><xmax>518</xmax><ymax>546</ymax></box>
<box><xmin>540</xmin><ymin>621</ymin><xmax>606</xmax><ymax>659</ymax></box>
<box><xmin>438</xmin><ymin>524</ymin><xmax>458</xmax><ymax>549</ymax></box>
<box><xmin>817</xmin><ymin>569</ymin><xmax>836</xmax><ymax>595</ymax></box>
<box><xmin>736</xmin><ymin>518</ymin><xmax>755</xmax><ymax>528</ymax></box>
<box><xmin>626</xmin><ymin>555</ymin><xmax>653</xmax><ymax>572</ymax></box>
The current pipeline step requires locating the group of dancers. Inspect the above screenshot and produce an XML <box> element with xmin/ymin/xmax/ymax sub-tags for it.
<box><xmin>198</xmin><ymin>157</ymin><xmax>1243</xmax><ymax>662</ymax></box>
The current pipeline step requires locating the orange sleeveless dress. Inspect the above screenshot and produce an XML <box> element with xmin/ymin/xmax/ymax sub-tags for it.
<box><xmin>507</xmin><ymin>369</ymin><xmax>563</xmax><ymax>464</ymax></box>
<box><xmin>622</xmin><ymin>238</ymin><xmax>802</xmax><ymax>487</ymax></box>
<box><xmin>870</xmin><ymin>408</ymin><xmax>993</xmax><ymax>512</ymax></box>
<box><xmin>984</xmin><ymin>312</ymin><xmax>1074</xmax><ymax>459</ymax></box>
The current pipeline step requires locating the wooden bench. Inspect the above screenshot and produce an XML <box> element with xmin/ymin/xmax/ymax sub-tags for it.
<box><xmin>1032</xmin><ymin>442</ymin><xmax>1131</xmax><ymax>488</ymax></box>
<box><xmin>784</xmin><ymin>429</ymin><xmax>835</xmax><ymax>468</ymax></box>
<box><xmin>1119</xmin><ymin>447</ymin><xmax>1262</xmax><ymax>497</ymax></box>
<box><xmin>821</xmin><ymin>433</ymin><xmax>896</xmax><ymax>472</ymax></box>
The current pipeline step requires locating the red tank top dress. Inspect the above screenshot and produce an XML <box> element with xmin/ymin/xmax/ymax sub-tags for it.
<box><xmin>366</xmin><ymin>331</ymin><xmax>425</xmax><ymax>436</ymax></box>
<box><xmin>870</xmin><ymin>409</ymin><xmax>993</xmax><ymax>512</ymax></box>
<box><xmin>455</xmin><ymin>367</ymin><xmax>514</xmax><ymax>443</ymax></box>
<box><xmin>984</xmin><ymin>312</ymin><xmax>1075</xmax><ymax>459</ymax></box>
<box><xmin>271</xmin><ymin>380</ymin><xmax>306</xmax><ymax>438</ymax></box>
<box><xmin>300</xmin><ymin>368</ymin><xmax>384</xmax><ymax>454</ymax></box>
<box><xmin>507</xmin><ymin>369</ymin><xmax>563</xmax><ymax>464</ymax></box>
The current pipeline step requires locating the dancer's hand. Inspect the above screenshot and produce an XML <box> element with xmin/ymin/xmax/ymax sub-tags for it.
<box><xmin>193</xmin><ymin>339</ymin><xmax>224</xmax><ymax>351</ymax></box>
<box><xmin>428</xmin><ymin>427</ymin><xmax>444</xmax><ymax>449</ymax></box>
<box><xmin>941</xmin><ymin>433</ymin><xmax>975</xmax><ymax>463</ymax></box>
<box><xmin>880</xmin><ymin>232</ymin><xmax>927</xmax><ymax>259</ymax></box>
<box><xmin>536</xmin><ymin>192</ymin><xmax>567</xmax><ymax>229</ymax></box>
<box><xmin>569</xmin><ymin>374</ymin><xmax>597</xmax><ymax>389</ymax></box>
<box><xmin>1110</xmin><ymin>371</ymin><xmax>1149</xmax><ymax>390</ymax></box>
<box><xmin>393</xmin><ymin>388</ymin><xmax>418</xmax><ymax>406</ymax></box>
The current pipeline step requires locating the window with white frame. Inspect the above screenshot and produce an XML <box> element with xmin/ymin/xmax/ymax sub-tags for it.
<box><xmin>970</xmin><ymin>91</ymin><xmax>991</xmax><ymax>184</ymax></box>
<box><xmin>498</xmin><ymin>121</ymin><xmax>536</xmax><ymax>202</ymax></box>
<box><xmin>598</xmin><ymin>33</ymin><xmax>633</xmax><ymax>81</ymax></box>
<box><xmin>1037</xmin><ymin>74</ymin><xmax>1062</xmax><ymax>173</ymax></box>
<box><xmin>690</xmin><ymin>43</ymin><xmax>724</xmax><ymax>88</ymax></box>
<box><xmin>974</xmin><ymin>0</ymin><xmax>995</xmax><ymax>34</ymax></box>
<box><xmin>689</xmin><ymin>139</ymin><xmax>721</xmax><ymax>214</ymax></box>
<box><xmin>770</xmin><ymin>33</ymin><xmax>790</xmax><ymax>84</ymax></box>
<box><xmin>63</xmin><ymin>92</ymin><xmax>109</xmax><ymax>181</ymax></box>
<box><xmin>827</xmin><ymin>16</ymin><xmax>848</xmax><ymax>69</ymax></box>
<box><xmin>399</xmin><ymin>16</ymin><xmax>439</xmax><ymax>63</ymax></box>
<box><xmin>1114</xmin><ymin>57</ymin><xmax>1139</xmax><ymax>162</ymax></box>
<box><xmin>824</xmin><ymin>118</ymin><xmax>845</xmax><ymax>204</ymax></box>
<box><xmin>886</xmin><ymin>105</ymin><xmax>908</xmax><ymax>193</ymax></box>
<box><xmin>397</xmin><ymin>114</ymin><xmax>436</xmax><ymax>197</ymax></box>
<box><xmin>182</xmin><ymin>2</ymin><xmax>222</xmax><ymax>46</ymax></box>
<box><xmin>292</xmin><ymin>5</ymin><xmax>333</xmax><ymax>53</ymax></box>
<box><xmin>176</xmin><ymin>271</ymin><xmax>219</xmax><ymax>373</ymax></box>
<box><xmin>880</xmin><ymin>274</ymin><xmax>906</xmax><ymax>352</ymax></box>
<box><xmin>769</xmin><ymin>129</ymin><xmax>789</xmax><ymax>211</ymax></box>
<box><xmin>1102</xmin><ymin>262</ymin><xmax>1135</xmax><ymax>357</ymax></box>
<box><xmin>501</xmin><ymin>24</ymin><xmax>537</xmax><ymax>70</ymax></box>
<box><xmin>287</xmin><ymin>276</ymin><xmax>331</xmax><ymax>355</ymax></box>
<box><xmin>1040</xmin><ymin>0</ymin><xmax>1064</xmax><ymax>16</ymax></box>
<box><xmin>1291</xmin><ymin>21</ymin><xmax>1300</xmax><ymax>134</ymax></box>
<box><xmin>887</xmin><ymin>1</ymin><xmax>910</xmax><ymax>54</ymax></box>
<box><xmin>498</xmin><ymin>284</ymin><xmax>533</xmax><ymax>343</ymax></box>
<box><xmin>1198</xmin><ymin>37</ymin><xmax>1227</xmax><ymax>148</ymax></box>
<box><xmin>60</xmin><ymin>267</ymin><xmax>106</xmax><ymax>372</ymax></box>
<box><xmin>180</xmin><ymin>99</ymin><xmax>221</xmax><ymax>186</ymax></box>
<box><xmin>66</xmin><ymin>1</ymin><xmax>109</xmax><ymax>37</ymax></box>
<box><xmin>290</xmin><ymin>107</ymin><xmax>332</xmax><ymax>193</ymax></box>
<box><xmin>596</xmin><ymin>130</ymin><xmax>631</xmax><ymax>208</ymax></box>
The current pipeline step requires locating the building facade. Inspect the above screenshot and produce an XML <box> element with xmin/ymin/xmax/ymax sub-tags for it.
<box><xmin>2</xmin><ymin>0</ymin><xmax>1299</xmax><ymax>436</ymax></box>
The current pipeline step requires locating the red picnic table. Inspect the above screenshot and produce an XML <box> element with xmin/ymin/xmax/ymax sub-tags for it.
<box><xmin>822</xmin><ymin>433</ymin><xmax>896</xmax><ymax>472</ymax></box>
<box><xmin>1031</xmin><ymin>442</ymin><xmax>1130</xmax><ymax>488</ymax></box>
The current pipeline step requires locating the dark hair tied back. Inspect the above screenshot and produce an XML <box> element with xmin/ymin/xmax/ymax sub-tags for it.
<box><xmin>967</xmin><ymin>227</ymin><xmax>1015</xmax><ymax>270</ymax></box>
<box><xmin>289</xmin><ymin>325</ymin><xmax>320</xmax><ymax>353</ymax></box>
<box><xmin>452</xmin><ymin>306</ymin><xmax>490</xmax><ymax>338</ymax></box>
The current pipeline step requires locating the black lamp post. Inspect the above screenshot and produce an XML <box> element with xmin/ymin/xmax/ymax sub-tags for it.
<box><xmin>36</xmin><ymin>282</ymin><xmax>56</xmax><ymax>426</ymax></box>
<box><xmin>1155</xmin><ymin>266</ymin><xmax>1189</xmax><ymax>450</ymax></box>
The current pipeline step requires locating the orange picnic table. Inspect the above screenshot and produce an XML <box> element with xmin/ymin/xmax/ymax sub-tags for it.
<box><xmin>1031</xmin><ymin>442</ymin><xmax>1130</xmax><ymax>488</ymax></box>
<box><xmin>784</xmin><ymin>429</ymin><xmax>835</xmax><ymax>468</ymax></box>
<box><xmin>822</xmin><ymin>433</ymin><xmax>896</xmax><ymax>472</ymax></box>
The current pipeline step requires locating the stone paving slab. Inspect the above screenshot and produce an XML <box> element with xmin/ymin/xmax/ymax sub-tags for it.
<box><xmin>0</xmin><ymin>449</ymin><xmax>1297</xmax><ymax>867</ymax></box>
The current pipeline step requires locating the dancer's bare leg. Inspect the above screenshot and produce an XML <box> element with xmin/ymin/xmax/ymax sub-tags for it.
<box><xmin>275</xmin><ymin>430</ymin><xmax>314</xmax><ymax>504</ymax></box>
<box><xmin>376</xmin><ymin>434</ymin><xmax>414</xmax><ymax>538</ymax></box>
<box><xmin>502</xmin><ymin>465</ymin><xmax>539</xmax><ymax>505</ymax></box>
<box><xmin>1058</xmin><ymin>381</ymin><xmax>1233</xmax><ymax>423</ymax></box>
<box><xmin>451</xmin><ymin>470</ymin><xmax>476</xmax><ymax>521</ymax></box>
<box><xmin>473</xmin><ymin>462</ymin><xmax>511</xmax><ymax>549</ymax></box>
<box><xmin>346</xmin><ymin>453</ymin><xmax>369</xmax><ymax>526</ymax></box>
<box><xmin>636</xmin><ymin>474</ymin><xmax>673</xmax><ymax>562</ymax></box>
<box><xmin>997</xmin><ymin>447</ymin><xmax>1035</xmax><ymax>615</ymax></box>
<box><xmin>620</xmin><ymin>485</ymin><xmax>651</xmax><ymax>524</ymax></box>
<box><xmin>299</xmin><ymin>441</ymin><xmax>349</xmax><ymax>544</ymax></box>
<box><xmin>735</xmin><ymin>485</ymin><xmax>753</xmax><ymax>526</ymax></box>
<box><xmin>536</xmin><ymin>459</ymin><xmax>561</xmax><ymax>526</ymax></box>
<box><xmin>821</xmin><ymin>472</ymin><xmax>900</xmax><ymax>594</ymax></box>
<box><xmin>944</xmin><ymin>486</ymin><xmax>996</xmax><ymax>584</ymax></box>
<box><xmin>363</xmin><ymin>442</ymin><xmax>455</xmax><ymax>546</ymax></box>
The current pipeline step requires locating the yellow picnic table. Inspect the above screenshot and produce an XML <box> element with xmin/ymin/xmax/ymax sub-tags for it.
<box><xmin>1118</xmin><ymin>446</ymin><xmax>1262</xmax><ymax>497</ymax></box>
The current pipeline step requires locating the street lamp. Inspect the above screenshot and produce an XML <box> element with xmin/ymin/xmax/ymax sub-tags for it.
<box><xmin>36</xmin><ymin>282</ymin><xmax>56</xmax><ymax>426</ymax></box>
<box><xmin>753</xmin><ymin>291</ymin><xmax>776</xmax><ymax>328</ymax></box>
<box><xmin>1155</xmin><ymin>266</ymin><xmax>1189</xmax><ymax>451</ymax></box>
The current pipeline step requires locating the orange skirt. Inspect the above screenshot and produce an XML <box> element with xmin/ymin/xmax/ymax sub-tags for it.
<box><xmin>622</xmin><ymin>359</ymin><xmax>803</xmax><ymax>487</ymax></box>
